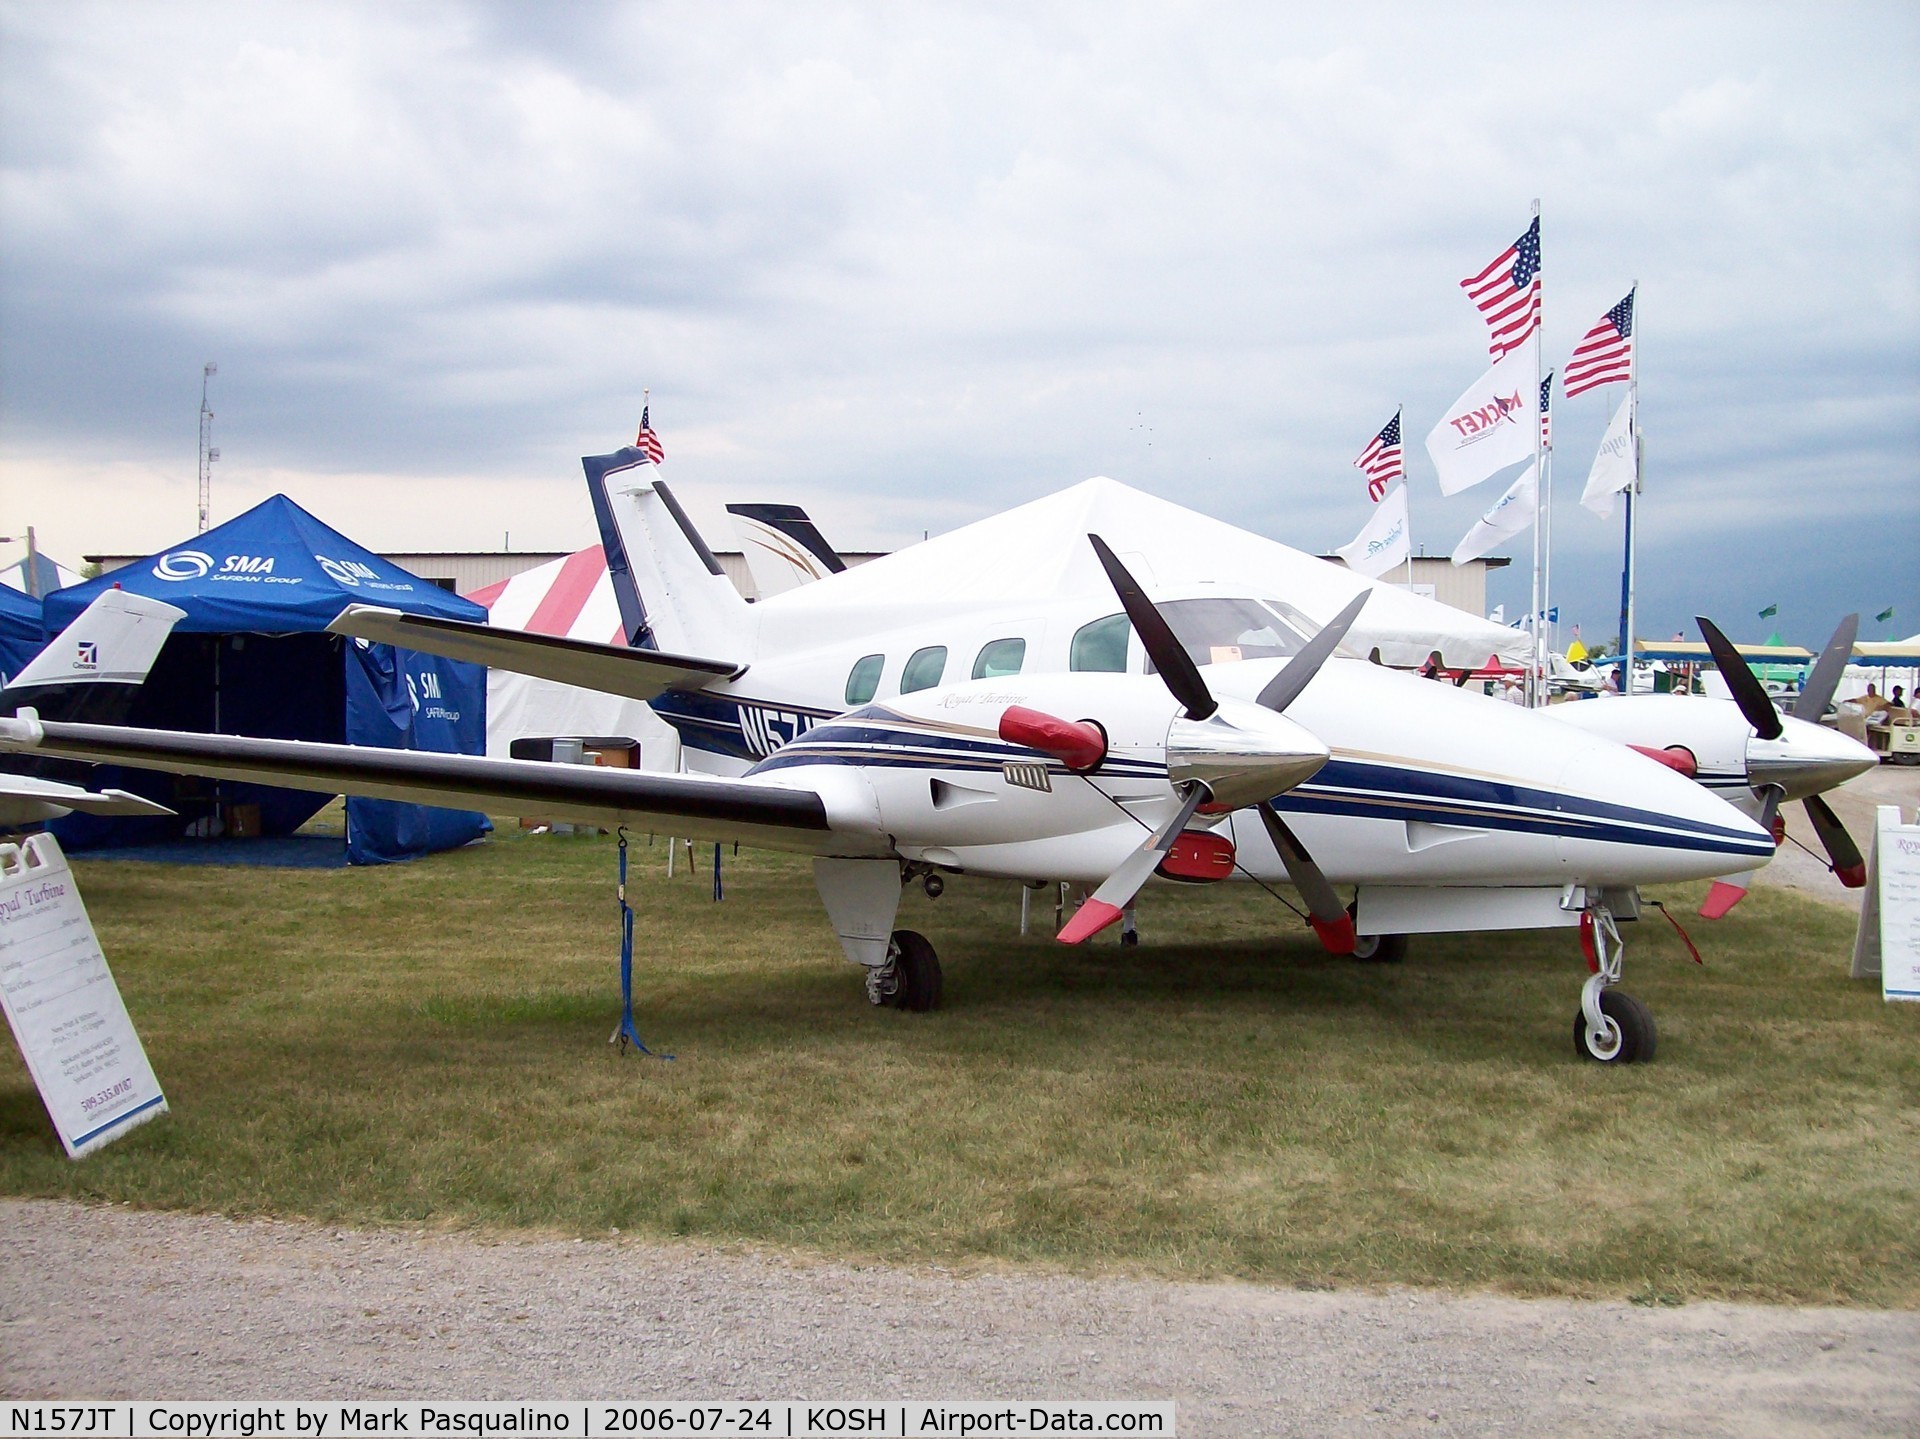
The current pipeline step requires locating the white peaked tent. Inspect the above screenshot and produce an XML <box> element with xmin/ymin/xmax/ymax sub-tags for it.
<box><xmin>466</xmin><ymin>547</ymin><xmax>680</xmax><ymax>764</ymax></box>
<box><xmin>752</xmin><ymin>478</ymin><xmax>1528</xmax><ymax>671</ymax></box>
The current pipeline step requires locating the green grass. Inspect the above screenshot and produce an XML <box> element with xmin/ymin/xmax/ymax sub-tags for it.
<box><xmin>3</xmin><ymin>827</ymin><xmax>1916</xmax><ymax>1306</ymax></box>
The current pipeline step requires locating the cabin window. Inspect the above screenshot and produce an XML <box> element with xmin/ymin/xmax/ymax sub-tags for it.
<box><xmin>900</xmin><ymin>645</ymin><xmax>948</xmax><ymax>693</ymax></box>
<box><xmin>1147</xmin><ymin>597</ymin><xmax>1311</xmax><ymax>671</ymax></box>
<box><xmin>845</xmin><ymin>654</ymin><xmax>884</xmax><ymax>705</ymax></box>
<box><xmin>971</xmin><ymin>637</ymin><xmax>1027</xmax><ymax>680</ymax></box>
<box><xmin>1070</xmin><ymin>613</ymin><xmax>1129</xmax><ymax>672</ymax></box>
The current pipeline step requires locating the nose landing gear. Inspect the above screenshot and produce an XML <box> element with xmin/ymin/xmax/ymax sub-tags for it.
<box><xmin>1575</xmin><ymin>905</ymin><xmax>1657</xmax><ymax>1063</ymax></box>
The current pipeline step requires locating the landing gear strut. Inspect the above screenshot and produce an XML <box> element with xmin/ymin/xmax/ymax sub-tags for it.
<box><xmin>1574</xmin><ymin>905</ymin><xmax>1656</xmax><ymax>1063</ymax></box>
<box><xmin>865</xmin><ymin>929</ymin><xmax>944</xmax><ymax>1012</ymax></box>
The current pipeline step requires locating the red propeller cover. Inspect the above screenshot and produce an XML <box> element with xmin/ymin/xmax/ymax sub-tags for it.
<box><xmin>999</xmin><ymin>706</ymin><xmax>1106</xmax><ymax>772</ymax></box>
<box><xmin>1629</xmin><ymin>744</ymin><xmax>1698</xmax><ymax>778</ymax></box>
<box><xmin>1155</xmin><ymin>830</ymin><xmax>1236</xmax><ymax>883</ymax></box>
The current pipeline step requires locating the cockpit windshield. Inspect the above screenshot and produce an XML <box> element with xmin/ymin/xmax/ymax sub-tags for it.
<box><xmin>1147</xmin><ymin>597</ymin><xmax>1333</xmax><ymax>671</ymax></box>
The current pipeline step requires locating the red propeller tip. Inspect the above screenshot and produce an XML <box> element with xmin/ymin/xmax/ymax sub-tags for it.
<box><xmin>1000</xmin><ymin>706</ymin><xmax>1106</xmax><ymax>772</ymax></box>
<box><xmin>1698</xmin><ymin>881</ymin><xmax>1749</xmax><ymax>920</ymax></box>
<box><xmin>1309</xmin><ymin>914</ymin><xmax>1356</xmax><ymax>955</ymax></box>
<box><xmin>1057</xmin><ymin>897</ymin><xmax>1124</xmax><ymax>945</ymax></box>
<box><xmin>1836</xmin><ymin>864</ymin><xmax>1867</xmax><ymax>889</ymax></box>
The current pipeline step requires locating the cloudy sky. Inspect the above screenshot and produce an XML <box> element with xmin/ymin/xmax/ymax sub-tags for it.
<box><xmin>2</xmin><ymin>2</ymin><xmax>1915</xmax><ymax>646</ymax></box>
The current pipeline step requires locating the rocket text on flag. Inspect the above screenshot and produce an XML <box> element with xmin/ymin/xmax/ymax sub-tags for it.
<box><xmin>636</xmin><ymin>405</ymin><xmax>666</xmax><ymax>465</ymax></box>
<box><xmin>1353</xmin><ymin>411</ymin><xmax>1404</xmax><ymax>502</ymax></box>
<box><xmin>1425</xmin><ymin>347</ymin><xmax>1539</xmax><ymax>496</ymax></box>
<box><xmin>1460</xmin><ymin>216</ymin><xmax>1542</xmax><ymax>361</ymax></box>
<box><xmin>1564</xmin><ymin>291</ymin><xmax>1635</xmax><ymax>397</ymax></box>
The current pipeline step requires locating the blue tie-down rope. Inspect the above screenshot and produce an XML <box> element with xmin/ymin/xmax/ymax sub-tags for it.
<box><xmin>612</xmin><ymin>830</ymin><xmax>672</xmax><ymax>1059</ymax></box>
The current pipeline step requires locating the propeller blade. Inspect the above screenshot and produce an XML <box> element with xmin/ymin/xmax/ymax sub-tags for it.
<box><xmin>1700</xmin><ymin>783</ymin><xmax>1784</xmax><ymax>919</ymax></box>
<box><xmin>1793</xmin><ymin>614</ymin><xmax>1860</xmax><ymax>722</ymax></box>
<box><xmin>1254</xmin><ymin>590</ymin><xmax>1370</xmax><ymax>714</ymax></box>
<box><xmin>1258</xmin><ymin>805</ymin><xmax>1354</xmax><ymax>954</ymax></box>
<box><xmin>1699</xmin><ymin>872</ymin><xmax>1754</xmax><ymax>919</ymax></box>
<box><xmin>1088</xmin><ymin>534</ymin><xmax>1215</xmax><ymax>721</ymax></box>
<box><xmin>1803</xmin><ymin>792</ymin><xmax>1866</xmax><ymax>887</ymax></box>
<box><xmin>1695</xmin><ymin>615</ymin><xmax>1783</xmax><ymax>741</ymax></box>
<box><xmin>1058</xmin><ymin>784</ymin><xmax>1208</xmax><ymax>943</ymax></box>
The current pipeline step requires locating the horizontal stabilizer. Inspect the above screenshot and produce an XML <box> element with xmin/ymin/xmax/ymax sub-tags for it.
<box><xmin>328</xmin><ymin>606</ymin><xmax>743</xmax><ymax>700</ymax></box>
<box><xmin>0</xmin><ymin>717</ymin><xmax>853</xmax><ymax>852</ymax></box>
<box><xmin>0</xmin><ymin>772</ymin><xmax>176</xmax><ymax>822</ymax></box>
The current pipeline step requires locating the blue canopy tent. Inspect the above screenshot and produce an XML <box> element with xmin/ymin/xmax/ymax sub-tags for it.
<box><xmin>0</xmin><ymin>583</ymin><xmax>43</xmax><ymax>687</ymax></box>
<box><xmin>41</xmin><ymin>495</ymin><xmax>490</xmax><ymax>863</ymax></box>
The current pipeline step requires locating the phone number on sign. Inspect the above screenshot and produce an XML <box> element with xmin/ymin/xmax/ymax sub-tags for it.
<box><xmin>80</xmin><ymin>1078</ymin><xmax>134</xmax><ymax>1114</ymax></box>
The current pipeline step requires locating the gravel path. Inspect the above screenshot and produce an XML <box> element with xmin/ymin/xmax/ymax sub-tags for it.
<box><xmin>4</xmin><ymin>1198</ymin><xmax>1916</xmax><ymax>1437</ymax></box>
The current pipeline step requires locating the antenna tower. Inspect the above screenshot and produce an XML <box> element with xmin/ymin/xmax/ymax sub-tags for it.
<box><xmin>197</xmin><ymin>362</ymin><xmax>219</xmax><ymax>532</ymax></box>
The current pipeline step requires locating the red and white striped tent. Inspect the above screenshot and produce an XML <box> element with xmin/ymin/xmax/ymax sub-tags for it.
<box><xmin>465</xmin><ymin>546</ymin><xmax>678</xmax><ymax>765</ymax></box>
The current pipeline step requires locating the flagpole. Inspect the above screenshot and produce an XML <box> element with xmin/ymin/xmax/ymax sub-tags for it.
<box><xmin>1541</xmin><ymin>370</ymin><xmax>1554</xmax><ymax>679</ymax></box>
<box><xmin>1619</xmin><ymin>283</ymin><xmax>1640</xmax><ymax>690</ymax></box>
<box><xmin>1398</xmin><ymin>404</ymin><xmax>1413</xmax><ymax>591</ymax></box>
<box><xmin>1526</xmin><ymin>199</ymin><xmax>1544</xmax><ymax>706</ymax></box>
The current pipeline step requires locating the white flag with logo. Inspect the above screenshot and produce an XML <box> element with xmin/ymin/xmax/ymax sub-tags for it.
<box><xmin>1336</xmin><ymin>483</ymin><xmax>1411</xmax><ymax>579</ymax></box>
<box><xmin>1580</xmin><ymin>391</ymin><xmax>1637</xmax><ymax>518</ymax></box>
<box><xmin>1451</xmin><ymin>462</ymin><xmax>1538</xmax><ymax>566</ymax></box>
<box><xmin>1424</xmin><ymin>347</ymin><xmax>1539</xmax><ymax>495</ymax></box>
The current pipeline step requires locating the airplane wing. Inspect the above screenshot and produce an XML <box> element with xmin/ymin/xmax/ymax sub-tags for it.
<box><xmin>327</xmin><ymin>605</ymin><xmax>745</xmax><ymax>701</ymax></box>
<box><xmin>0</xmin><ymin>716</ymin><xmax>887</xmax><ymax>856</ymax></box>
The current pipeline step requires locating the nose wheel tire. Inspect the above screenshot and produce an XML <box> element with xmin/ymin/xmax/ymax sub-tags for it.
<box><xmin>1346</xmin><ymin>901</ymin><xmax>1408</xmax><ymax>963</ymax></box>
<box><xmin>865</xmin><ymin>929</ymin><xmax>944</xmax><ymax>1012</ymax></box>
<box><xmin>1574</xmin><ymin>989</ymin><xmax>1656</xmax><ymax>1064</ymax></box>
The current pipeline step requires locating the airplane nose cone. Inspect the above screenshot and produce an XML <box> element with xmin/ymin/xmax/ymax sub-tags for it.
<box><xmin>1167</xmin><ymin>700</ymin><xmax>1330</xmax><ymax>810</ymax></box>
<box><xmin>1748</xmin><ymin>716</ymin><xmax>1879</xmax><ymax>801</ymax></box>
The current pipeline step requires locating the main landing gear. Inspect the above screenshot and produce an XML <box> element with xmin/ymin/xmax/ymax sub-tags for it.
<box><xmin>865</xmin><ymin>929</ymin><xmax>944</xmax><ymax>1012</ymax></box>
<box><xmin>1574</xmin><ymin>905</ymin><xmax>1656</xmax><ymax>1063</ymax></box>
<box><xmin>1346</xmin><ymin>900</ymin><xmax>1407</xmax><ymax>963</ymax></box>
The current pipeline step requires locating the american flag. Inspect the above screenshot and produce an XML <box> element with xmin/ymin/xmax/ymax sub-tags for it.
<box><xmin>1353</xmin><ymin>410</ymin><xmax>1403</xmax><ymax>502</ymax></box>
<box><xmin>1540</xmin><ymin>371</ymin><xmax>1553</xmax><ymax>449</ymax></box>
<box><xmin>1459</xmin><ymin>216</ymin><xmax>1542</xmax><ymax>361</ymax></box>
<box><xmin>1563</xmin><ymin>290</ymin><xmax>1634</xmax><ymax>397</ymax></box>
<box><xmin>636</xmin><ymin>405</ymin><xmax>666</xmax><ymax>465</ymax></box>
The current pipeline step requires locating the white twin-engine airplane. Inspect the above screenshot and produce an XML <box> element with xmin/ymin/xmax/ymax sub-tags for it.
<box><xmin>0</xmin><ymin>589</ymin><xmax>185</xmax><ymax>828</ymax></box>
<box><xmin>0</xmin><ymin>451</ymin><xmax>1776</xmax><ymax>1063</ymax></box>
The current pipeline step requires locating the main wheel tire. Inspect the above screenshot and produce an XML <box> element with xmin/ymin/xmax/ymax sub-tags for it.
<box><xmin>1574</xmin><ymin>989</ymin><xmax>1657</xmax><ymax>1064</ymax></box>
<box><xmin>1346</xmin><ymin>901</ymin><xmax>1408</xmax><ymax>963</ymax></box>
<box><xmin>886</xmin><ymin>929</ymin><xmax>944</xmax><ymax>1012</ymax></box>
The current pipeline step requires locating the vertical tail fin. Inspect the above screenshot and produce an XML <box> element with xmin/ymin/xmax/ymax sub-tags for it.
<box><xmin>724</xmin><ymin>503</ymin><xmax>846</xmax><ymax>598</ymax></box>
<box><xmin>1</xmin><ymin>590</ymin><xmax>187</xmax><ymax>723</ymax></box>
<box><xmin>583</xmin><ymin>448</ymin><xmax>755</xmax><ymax>660</ymax></box>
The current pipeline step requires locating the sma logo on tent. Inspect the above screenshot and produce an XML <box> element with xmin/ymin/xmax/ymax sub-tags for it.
<box><xmin>317</xmin><ymin>555</ymin><xmax>379</xmax><ymax>587</ymax></box>
<box><xmin>152</xmin><ymin>550</ymin><xmax>215</xmax><ymax>581</ymax></box>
